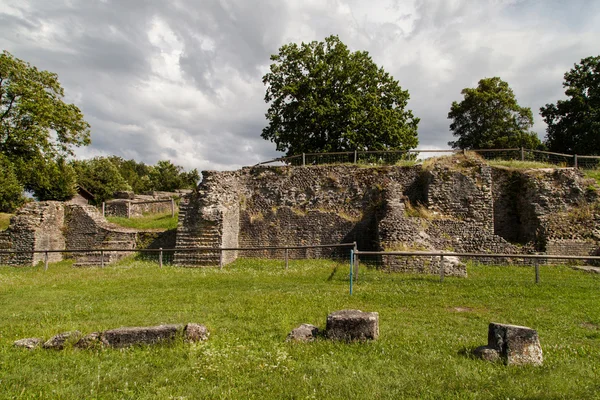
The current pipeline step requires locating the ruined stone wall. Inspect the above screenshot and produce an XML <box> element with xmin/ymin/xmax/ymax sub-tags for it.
<box><xmin>0</xmin><ymin>202</ymin><xmax>66</xmax><ymax>265</ymax></box>
<box><xmin>177</xmin><ymin>155</ymin><xmax>600</xmax><ymax>270</ymax></box>
<box><xmin>1</xmin><ymin>202</ymin><xmax>176</xmax><ymax>267</ymax></box>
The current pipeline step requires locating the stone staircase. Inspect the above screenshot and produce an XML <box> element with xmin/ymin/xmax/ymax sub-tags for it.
<box><xmin>174</xmin><ymin>197</ymin><xmax>222</xmax><ymax>266</ymax></box>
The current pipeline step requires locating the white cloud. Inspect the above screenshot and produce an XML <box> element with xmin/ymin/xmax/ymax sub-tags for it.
<box><xmin>0</xmin><ymin>0</ymin><xmax>598</xmax><ymax>171</ymax></box>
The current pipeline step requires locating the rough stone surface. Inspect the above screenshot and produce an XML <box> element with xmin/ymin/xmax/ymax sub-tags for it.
<box><xmin>75</xmin><ymin>332</ymin><xmax>103</xmax><ymax>349</ymax></box>
<box><xmin>2</xmin><ymin>155</ymin><xmax>599</xmax><ymax>270</ymax></box>
<box><xmin>326</xmin><ymin>310</ymin><xmax>379</xmax><ymax>341</ymax></box>
<box><xmin>483</xmin><ymin>323</ymin><xmax>543</xmax><ymax>365</ymax></box>
<box><xmin>184</xmin><ymin>323</ymin><xmax>209</xmax><ymax>342</ymax></box>
<box><xmin>43</xmin><ymin>331</ymin><xmax>82</xmax><ymax>350</ymax></box>
<box><xmin>14</xmin><ymin>338</ymin><xmax>43</xmax><ymax>349</ymax></box>
<box><xmin>286</xmin><ymin>324</ymin><xmax>319</xmax><ymax>342</ymax></box>
<box><xmin>101</xmin><ymin>324</ymin><xmax>183</xmax><ymax>348</ymax></box>
<box><xmin>473</xmin><ymin>345</ymin><xmax>500</xmax><ymax>362</ymax></box>
<box><xmin>174</xmin><ymin>155</ymin><xmax>600</xmax><ymax>271</ymax></box>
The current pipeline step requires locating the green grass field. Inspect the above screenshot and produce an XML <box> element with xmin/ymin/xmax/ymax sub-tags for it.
<box><xmin>106</xmin><ymin>211</ymin><xmax>178</xmax><ymax>230</ymax></box>
<box><xmin>0</xmin><ymin>259</ymin><xmax>598</xmax><ymax>399</ymax></box>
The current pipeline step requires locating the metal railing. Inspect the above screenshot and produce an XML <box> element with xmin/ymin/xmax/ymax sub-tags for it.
<box><xmin>0</xmin><ymin>243</ymin><xmax>356</xmax><ymax>270</ymax></box>
<box><xmin>255</xmin><ymin>148</ymin><xmax>600</xmax><ymax>170</ymax></box>
<box><xmin>352</xmin><ymin>250</ymin><xmax>600</xmax><ymax>284</ymax></box>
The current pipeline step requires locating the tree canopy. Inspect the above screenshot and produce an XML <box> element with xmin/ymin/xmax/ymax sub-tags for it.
<box><xmin>73</xmin><ymin>157</ymin><xmax>200</xmax><ymax>204</ymax></box>
<box><xmin>261</xmin><ymin>35</ymin><xmax>419</xmax><ymax>156</ymax></box>
<box><xmin>540</xmin><ymin>56</ymin><xmax>600</xmax><ymax>155</ymax></box>
<box><xmin>448</xmin><ymin>77</ymin><xmax>541</xmax><ymax>150</ymax></box>
<box><xmin>0</xmin><ymin>50</ymin><xmax>90</xmax><ymax>207</ymax></box>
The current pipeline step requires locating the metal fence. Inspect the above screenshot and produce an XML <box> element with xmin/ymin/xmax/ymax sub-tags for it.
<box><xmin>0</xmin><ymin>243</ymin><xmax>356</xmax><ymax>270</ymax></box>
<box><xmin>255</xmin><ymin>148</ymin><xmax>600</xmax><ymax>170</ymax></box>
<box><xmin>352</xmin><ymin>250</ymin><xmax>600</xmax><ymax>286</ymax></box>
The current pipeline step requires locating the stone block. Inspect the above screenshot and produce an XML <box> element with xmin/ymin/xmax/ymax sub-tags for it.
<box><xmin>14</xmin><ymin>338</ymin><xmax>43</xmax><ymax>350</ymax></box>
<box><xmin>326</xmin><ymin>310</ymin><xmax>379</xmax><ymax>341</ymax></box>
<box><xmin>43</xmin><ymin>331</ymin><xmax>82</xmax><ymax>350</ymax></box>
<box><xmin>184</xmin><ymin>323</ymin><xmax>209</xmax><ymax>342</ymax></box>
<box><xmin>286</xmin><ymin>324</ymin><xmax>319</xmax><ymax>342</ymax></box>
<box><xmin>100</xmin><ymin>324</ymin><xmax>182</xmax><ymax>348</ymax></box>
<box><xmin>473</xmin><ymin>345</ymin><xmax>500</xmax><ymax>362</ymax></box>
<box><xmin>475</xmin><ymin>323</ymin><xmax>543</xmax><ymax>365</ymax></box>
<box><xmin>75</xmin><ymin>332</ymin><xmax>103</xmax><ymax>349</ymax></box>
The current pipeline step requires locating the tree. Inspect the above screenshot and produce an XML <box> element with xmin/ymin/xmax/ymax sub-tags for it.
<box><xmin>261</xmin><ymin>35</ymin><xmax>419</xmax><ymax>156</ymax></box>
<box><xmin>541</xmin><ymin>56</ymin><xmax>600</xmax><ymax>155</ymax></box>
<box><xmin>150</xmin><ymin>160</ymin><xmax>199</xmax><ymax>192</ymax></box>
<box><xmin>0</xmin><ymin>154</ymin><xmax>24</xmax><ymax>212</ymax></box>
<box><xmin>22</xmin><ymin>157</ymin><xmax>77</xmax><ymax>201</ymax></box>
<box><xmin>0</xmin><ymin>51</ymin><xmax>90</xmax><ymax>200</ymax></box>
<box><xmin>72</xmin><ymin>157</ymin><xmax>130</xmax><ymax>204</ymax></box>
<box><xmin>448</xmin><ymin>77</ymin><xmax>541</xmax><ymax>150</ymax></box>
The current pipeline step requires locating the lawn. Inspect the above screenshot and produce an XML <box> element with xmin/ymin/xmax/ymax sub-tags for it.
<box><xmin>106</xmin><ymin>211</ymin><xmax>178</xmax><ymax>230</ymax></box>
<box><xmin>0</xmin><ymin>258</ymin><xmax>598</xmax><ymax>399</ymax></box>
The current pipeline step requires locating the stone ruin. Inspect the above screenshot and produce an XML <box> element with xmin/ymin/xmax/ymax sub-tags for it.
<box><xmin>14</xmin><ymin>323</ymin><xmax>208</xmax><ymax>350</ymax></box>
<box><xmin>2</xmin><ymin>154</ymin><xmax>599</xmax><ymax>272</ymax></box>
<box><xmin>103</xmin><ymin>190</ymin><xmax>190</xmax><ymax>218</ymax></box>
<box><xmin>474</xmin><ymin>322</ymin><xmax>543</xmax><ymax>365</ymax></box>
<box><xmin>0</xmin><ymin>201</ymin><xmax>174</xmax><ymax>266</ymax></box>
<box><xmin>286</xmin><ymin>309</ymin><xmax>379</xmax><ymax>342</ymax></box>
<box><xmin>174</xmin><ymin>154</ymin><xmax>600</xmax><ymax>272</ymax></box>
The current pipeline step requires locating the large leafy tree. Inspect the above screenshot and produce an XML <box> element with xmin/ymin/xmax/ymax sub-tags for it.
<box><xmin>261</xmin><ymin>35</ymin><xmax>419</xmax><ymax>156</ymax></box>
<box><xmin>541</xmin><ymin>56</ymin><xmax>600</xmax><ymax>155</ymax></box>
<box><xmin>0</xmin><ymin>50</ymin><xmax>90</xmax><ymax>204</ymax></box>
<box><xmin>72</xmin><ymin>157</ymin><xmax>131</xmax><ymax>204</ymax></box>
<box><xmin>448</xmin><ymin>77</ymin><xmax>541</xmax><ymax>149</ymax></box>
<box><xmin>0</xmin><ymin>154</ymin><xmax>24</xmax><ymax>212</ymax></box>
<box><xmin>149</xmin><ymin>160</ymin><xmax>199</xmax><ymax>192</ymax></box>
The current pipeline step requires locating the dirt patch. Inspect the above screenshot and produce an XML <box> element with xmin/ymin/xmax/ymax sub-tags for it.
<box><xmin>450</xmin><ymin>307</ymin><xmax>474</xmax><ymax>313</ymax></box>
<box><xmin>580</xmin><ymin>322</ymin><xmax>599</xmax><ymax>330</ymax></box>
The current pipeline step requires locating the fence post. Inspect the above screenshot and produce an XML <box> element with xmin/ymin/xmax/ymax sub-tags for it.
<box><xmin>285</xmin><ymin>248</ymin><xmax>289</xmax><ymax>270</ymax></box>
<box><xmin>521</xmin><ymin>147</ymin><xmax>525</xmax><ymax>161</ymax></box>
<box><xmin>535</xmin><ymin>259</ymin><xmax>540</xmax><ymax>284</ymax></box>
<box><xmin>159</xmin><ymin>248</ymin><xmax>163</xmax><ymax>268</ymax></box>
<box><xmin>100</xmin><ymin>250</ymin><xmax>104</xmax><ymax>268</ymax></box>
<box><xmin>219</xmin><ymin>249</ymin><xmax>223</xmax><ymax>270</ymax></box>
<box><xmin>349</xmin><ymin>250</ymin><xmax>354</xmax><ymax>295</ymax></box>
<box><xmin>354</xmin><ymin>150</ymin><xmax>357</xmax><ymax>164</ymax></box>
<box><xmin>439</xmin><ymin>254</ymin><xmax>445</xmax><ymax>282</ymax></box>
<box><xmin>127</xmin><ymin>201</ymin><xmax>131</xmax><ymax>219</ymax></box>
<box><xmin>44</xmin><ymin>251</ymin><xmax>49</xmax><ymax>271</ymax></box>
<box><xmin>353</xmin><ymin>243</ymin><xmax>359</xmax><ymax>282</ymax></box>
<box><xmin>302</xmin><ymin>153</ymin><xmax>306</xmax><ymax>166</ymax></box>
<box><xmin>102</xmin><ymin>202</ymin><xmax>105</xmax><ymax>217</ymax></box>
<box><xmin>574</xmin><ymin>154</ymin><xmax>578</xmax><ymax>169</ymax></box>
<box><xmin>171</xmin><ymin>198</ymin><xmax>175</xmax><ymax>218</ymax></box>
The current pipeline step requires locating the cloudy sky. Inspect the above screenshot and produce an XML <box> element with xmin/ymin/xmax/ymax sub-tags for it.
<box><xmin>1</xmin><ymin>0</ymin><xmax>598</xmax><ymax>171</ymax></box>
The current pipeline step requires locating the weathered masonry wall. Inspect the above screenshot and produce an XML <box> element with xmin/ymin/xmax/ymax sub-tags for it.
<box><xmin>1</xmin><ymin>202</ymin><xmax>175</xmax><ymax>267</ymax></box>
<box><xmin>176</xmin><ymin>155</ymin><xmax>600</xmax><ymax>271</ymax></box>
<box><xmin>104</xmin><ymin>191</ymin><xmax>184</xmax><ymax>218</ymax></box>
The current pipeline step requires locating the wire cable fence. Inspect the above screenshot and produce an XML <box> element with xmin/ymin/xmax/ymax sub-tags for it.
<box><xmin>256</xmin><ymin>148</ymin><xmax>600</xmax><ymax>170</ymax></box>
<box><xmin>352</xmin><ymin>250</ymin><xmax>600</xmax><ymax>288</ymax></box>
<box><xmin>0</xmin><ymin>244</ymin><xmax>356</xmax><ymax>271</ymax></box>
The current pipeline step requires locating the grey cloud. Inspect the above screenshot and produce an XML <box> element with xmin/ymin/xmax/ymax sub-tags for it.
<box><xmin>1</xmin><ymin>0</ymin><xmax>599</xmax><ymax>172</ymax></box>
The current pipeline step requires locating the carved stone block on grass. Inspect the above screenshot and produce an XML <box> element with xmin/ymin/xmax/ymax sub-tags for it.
<box><xmin>14</xmin><ymin>338</ymin><xmax>43</xmax><ymax>350</ymax></box>
<box><xmin>43</xmin><ymin>331</ymin><xmax>82</xmax><ymax>350</ymax></box>
<box><xmin>101</xmin><ymin>324</ymin><xmax>182</xmax><ymax>348</ymax></box>
<box><xmin>184</xmin><ymin>323</ymin><xmax>209</xmax><ymax>342</ymax></box>
<box><xmin>326</xmin><ymin>310</ymin><xmax>379</xmax><ymax>341</ymax></box>
<box><xmin>286</xmin><ymin>324</ymin><xmax>319</xmax><ymax>342</ymax></box>
<box><xmin>475</xmin><ymin>323</ymin><xmax>543</xmax><ymax>366</ymax></box>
